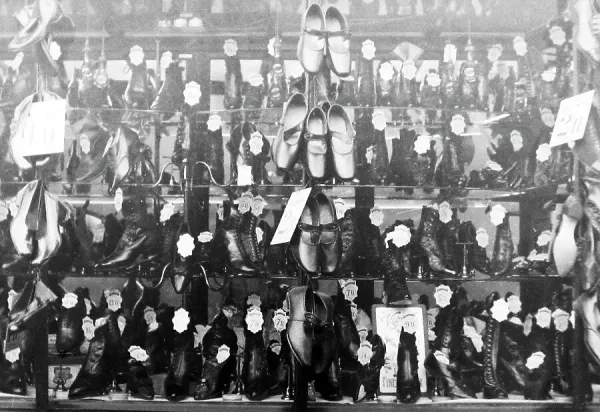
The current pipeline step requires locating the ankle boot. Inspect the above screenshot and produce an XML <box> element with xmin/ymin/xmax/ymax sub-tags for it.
<box><xmin>126</xmin><ymin>359</ymin><xmax>154</xmax><ymax>400</ymax></box>
<box><xmin>265</xmin><ymin>47</ymin><xmax>288</xmax><ymax>108</ymax></box>
<box><xmin>68</xmin><ymin>324</ymin><xmax>112</xmax><ymax>399</ymax></box>
<box><xmin>353</xmin><ymin>333</ymin><xmax>385</xmax><ymax>403</ymax></box>
<box><xmin>195</xmin><ymin>313</ymin><xmax>238</xmax><ymax>400</ymax></box>
<box><xmin>124</xmin><ymin>59</ymin><xmax>150</xmax><ymax>109</ymax></box>
<box><xmin>482</xmin><ymin>293</ymin><xmax>508</xmax><ymax>398</ymax></box>
<box><xmin>438</xmin><ymin>135</ymin><xmax>467</xmax><ymax>187</ymax></box>
<box><xmin>224</xmin><ymin>54</ymin><xmax>242</xmax><ymax>109</ymax></box>
<box><xmin>425</xmin><ymin>305</ymin><xmax>476</xmax><ymax>399</ymax></box>
<box><xmin>165</xmin><ymin>327</ymin><xmax>193</xmax><ymax>402</ymax></box>
<box><xmin>204</xmin><ymin>118</ymin><xmax>225</xmax><ymax>185</ymax></box>
<box><xmin>418</xmin><ymin>206</ymin><xmax>456</xmax><ymax>277</ymax></box>
<box><xmin>497</xmin><ymin>319</ymin><xmax>528</xmax><ymax>394</ymax></box>
<box><xmin>371</xmin><ymin>125</ymin><xmax>390</xmax><ymax>185</ymax></box>
<box><xmin>524</xmin><ymin>324</ymin><xmax>553</xmax><ymax>400</ymax></box>
<box><xmin>396</xmin><ymin>329</ymin><xmax>421</xmax><ymax>404</ymax></box>
<box><xmin>338</xmin><ymin>209</ymin><xmax>357</xmax><ymax>275</ymax></box>
<box><xmin>151</xmin><ymin>61</ymin><xmax>184</xmax><ymax>118</ymax></box>
<box><xmin>242</xmin><ymin>321</ymin><xmax>270</xmax><ymax>401</ymax></box>
<box><xmin>244</xmin><ymin>74</ymin><xmax>265</xmax><ymax>110</ymax></box>
<box><xmin>489</xmin><ymin>216</ymin><xmax>514</xmax><ymax>277</ymax></box>
<box><xmin>382</xmin><ymin>245</ymin><xmax>412</xmax><ymax>304</ymax></box>
<box><xmin>334</xmin><ymin>299</ymin><xmax>360</xmax><ymax>363</ymax></box>
<box><xmin>94</xmin><ymin>206</ymin><xmax>160</xmax><ymax>271</ymax></box>
<box><xmin>356</xmin><ymin>55</ymin><xmax>376</xmax><ymax>107</ymax></box>
<box><xmin>142</xmin><ymin>321</ymin><xmax>169</xmax><ymax>375</ymax></box>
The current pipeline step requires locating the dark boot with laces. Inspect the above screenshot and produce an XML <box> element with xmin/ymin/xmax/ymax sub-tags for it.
<box><xmin>482</xmin><ymin>293</ymin><xmax>508</xmax><ymax>399</ymax></box>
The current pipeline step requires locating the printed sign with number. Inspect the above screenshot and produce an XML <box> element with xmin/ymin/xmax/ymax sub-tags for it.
<box><xmin>550</xmin><ymin>90</ymin><xmax>595</xmax><ymax>147</ymax></box>
<box><xmin>271</xmin><ymin>188</ymin><xmax>312</xmax><ymax>245</ymax></box>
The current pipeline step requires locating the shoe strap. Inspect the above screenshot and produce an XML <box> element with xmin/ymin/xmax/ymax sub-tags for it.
<box><xmin>304</xmin><ymin>28</ymin><xmax>328</xmax><ymax>39</ymax></box>
<box><xmin>327</xmin><ymin>30</ymin><xmax>351</xmax><ymax>40</ymax></box>
<box><xmin>304</xmin><ymin>131</ymin><xmax>327</xmax><ymax>141</ymax></box>
<box><xmin>283</xmin><ymin>122</ymin><xmax>303</xmax><ymax>142</ymax></box>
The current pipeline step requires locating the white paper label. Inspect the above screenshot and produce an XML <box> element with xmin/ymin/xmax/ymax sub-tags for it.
<box><xmin>80</xmin><ymin>134</ymin><xmax>91</xmax><ymax>154</ymax></box>
<box><xmin>249</xmin><ymin>132</ymin><xmax>264</xmax><ymax>155</ymax></box>
<box><xmin>524</xmin><ymin>314</ymin><xmax>533</xmax><ymax>336</ymax></box>
<box><xmin>379</xmin><ymin>62</ymin><xmax>395</xmax><ymax>81</ymax></box>
<box><xmin>207</xmin><ymin>114</ymin><xmax>222</xmax><ymax>132</ymax></box>
<box><xmin>128</xmin><ymin>345</ymin><xmax>149</xmax><ymax>362</ymax></box>
<box><xmin>183</xmin><ymin>81</ymin><xmax>201</xmax><ymax>106</ymax></box>
<box><xmin>82</xmin><ymin>317</ymin><xmax>95</xmax><ymax>340</ymax></box>
<box><xmin>365</xmin><ymin>145</ymin><xmax>374</xmax><ymax>164</ymax></box>
<box><xmin>160</xmin><ymin>51</ymin><xmax>173</xmax><ymax>70</ymax></box>
<box><xmin>513</xmin><ymin>36</ymin><xmax>528</xmax><ymax>56</ymax></box>
<box><xmin>49</xmin><ymin>41</ymin><xmax>61</xmax><ymax>61</ymax></box>
<box><xmin>490</xmin><ymin>298</ymin><xmax>509</xmax><ymax>322</ymax></box>
<box><xmin>198</xmin><ymin>231</ymin><xmax>213</xmax><ymax>243</ymax></box>
<box><xmin>62</xmin><ymin>293</ymin><xmax>78</xmax><ymax>309</ymax></box>
<box><xmin>402</xmin><ymin>61</ymin><xmax>417</xmax><ymax>80</ymax></box>
<box><xmin>451</xmin><ymin>114</ymin><xmax>466</xmax><ymax>135</ymax></box>
<box><xmin>536</xmin><ymin>143</ymin><xmax>552</xmax><ymax>162</ymax></box>
<box><xmin>402</xmin><ymin>313</ymin><xmax>418</xmax><ymax>334</ymax></box>
<box><xmin>114</xmin><ymin>188</ymin><xmax>123</xmax><ymax>213</ymax></box>
<box><xmin>350</xmin><ymin>302</ymin><xmax>358</xmax><ymax>320</ymax></box>
<box><xmin>507</xmin><ymin>295</ymin><xmax>522</xmax><ymax>314</ymax></box>
<box><xmin>526</xmin><ymin>351</ymin><xmax>546</xmax><ymax>370</ymax></box>
<box><xmin>439</xmin><ymin>201</ymin><xmax>453</xmax><ymax>224</ymax></box>
<box><xmin>434</xmin><ymin>285</ymin><xmax>453</xmax><ymax>308</ymax></box>
<box><xmin>372</xmin><ymin>110</ymin><xmax>387</xmax><ymax>131</ymax></box>
<box><xmin>334</xmin><ymin>198</ymin><xmax>347</xmax><ymax>220</ymax></box>
<box><xmin>177</xmin><ymin>233</ymin><xmax>195</xmax><ymax>258</ymax></box>
<box><xmin>216</xmin><ymin>344</ymin><xmax>230</xmax><ymax>363</ymax></box>
<box><xmin>194</xmin><ymin>325</ymin><xmax>211</xmax><ymax>348</ymax></box>
<box><xmin>107</xmin><ymin>291</ymin><xmax>122</xmax><ymax>312</ymax></box>
<box><xmin>273</xmin><ymin>309</ymin><xmax>289</xmax><ymax>332</ymax></box>
<box><xmin>340</xmin><ymin>279</ymin><xmax>358</xmax><ymax>302</ymax></box>
<box><xmin>361</xmin><ymin>40</ymin><xmax>376</xmax><ymax>60</ymax></box>
<box><xmin>414</xmin><ymin>134</ymin><xmax>431</xmax><ymax>155</ymax></box>
<box><xmin>20</xmin><ymin>100</ymin><xmax>66</xmax><ymax>157</ymax></box>
<box><xmin>357</xmin><ymin>341</ymin><xmax>374</xmax><ymax>366</ymax></box>
<box><xmin>552</xmin><ymin>309</ymin><xmax>570</xmax><ymax>332</ymax></box>
<box><xmin>118</xmin><ymin>316</ymin><xmax>126</xmax><ymax>335</ymax></box>
<box><xmin>143</xmin><ymin>307</ymin><xmax>157</xmax><ymax>326</ymax></box>
<box><xmin>489</xmin><ymin>204</ymin><xmax>507</xmax><ymax>226</ymax></box>
<box><xmin>385</xmin><ymin>224</ymin><xmax>412</xmax><ymax>248</ymax></box>
<box><xmin>251</xmin><ymin>195</ymin><xmax>265</xmax><ymax>217</ymax></box>
<box><xmin>245</xmin><ymin>307</ymin><xmax>264</xmax><ymax>334</ymax></box>
<box><xmin>550</xmin><ymin>90</ymin><xmax>595</xmax><ymax>147</ymax></box>
<box><xmin>224</xmin><ymin>39</ymin><xmax>238</xmax><ymax>57</ymax></box>
<box><xmin>247</xmin><ymin>294</ymin><xmax>262</xmax><ymax>308</ymax></box>
<box><xmin>238</xmin><ymin>193</ymin><xmax>253</xmax><ymax>214</ymax></box>
<box><xmin>510</xmin><ymin>130</ymin><xmax>524</xmax><ymax>152</ymax></box>
<box><xmin>173</xmin><ymin>308</ymin><xmax>190</xmax><ymax>334</ymax></box>
<box><xmin>160</xmin><ymin>203</ymin><xmax>175</xmax><ymax>223</ymax></box>
<box><xmin>5</xmin><ymin>348</ymin><xmax>20</xmax><ymax>363</ymax></box>
<box><xmin>237</xmin><ymin>165</ymin><xmax>253</xmax><ymax>186</ymax></box>
<box><xmin>129</xmin><ymin>45</ymin><xmax>144</xmax><ymax>66</ymax></box>
<box><xmin>535</xmin><ymin>307</ymin><xmax>552</xmax><ymax>329</ymax></box>
<box><xmin>369</xmin><ymin>207</ymin><xmax>383</xmax><ymax>226</ymax></box>
<box><xmin>94</xmin><ymin>317</ymin><xmax>107</xmax><ymax>329</ymax></box>
<box><xmin>537</xmin><ymin>230</ymin><xmax>552</xmax><ymax>247</ymax></box>
<box><xmin>476</xmin><ymin>228</ymin><xmax>489</xmax><ymax>248</ymax></box>
<box><xmin>271</xmin><ymin>188</ymin><xmax>312</xmax><ymax>245</ymax></box>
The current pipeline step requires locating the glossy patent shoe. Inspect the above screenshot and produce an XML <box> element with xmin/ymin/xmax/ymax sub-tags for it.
<box><xmin>328</xmin><ymin>104</ymin><xmax>355</xmax><ymax>181</ymax></box>
<box><xmin>523</xmin><ymin>324</ymin><xmax>552</xmax><ymax>400</ymax></box>
<box><xmin>94</xmin><ymin>210</ymin><xmax>159</xmax><ymax>271</ymax></box>
<box><xmin>336</xmin><ymin>74</ymin><xmax>357</xmax><ymax>106</ymax></box>
<box><xmin>304</xmin><ymin>107</ymin><xmax>329</xmax><ymax>180</ymax></box>
<box><xmin>316</xmin><ymin>192</ymin><xmax>340</xmax><ymax>274</ymax></box>
<box><xmin>151</xmin><ymin>60</ymin><xmax>184</xmax><ymax>116</ymax></box>
<box><xmin>459</xmin><ymin>221</ymin><xmax>489</xmax><ymax>274</ymax></box>
<box><xmin>315</xmin><ymin>356</ymin><xmax>342</xmax><ymax>401</ymax></box>
<box><xmin>0</xmin><ymin>357</ymin><xmax>27</xmax><ymax>396</ymax></box>
<box><xmin>489</xmin><ymin>216</ymin><xmax>513</xmax><ymax>277</ymax></box>
<box><xmin>127</xmin><ymin>360</ymin><xmax>154</xmax><ymax>400</ymax></box>
<box><xmin>324</xmin><ymin>7</ymin><xmax>351</xmax><ymax>77</ymax></box>
<box><xmin>56</xmin><ymin>291</ymin><xmax>86</xmax><ymax>355</ymax></box>
<box><xmin>124</xmin><ymin>59</ymin><xmax>150</xmax><ymax>109</ymax></box>
<box><xmin>290</xmin><ymin>197</ymin><xmax>320</xmax><ymax>273</ymax></box>
<box><xmin>165</xmin><ymin>328</ymin><xmax>193</xmax><ymax>402</ymax></box>
<box><xmin>272</xmin><ymin>93</ymin><xmax>307</xmax><ymax>172</ymax></box>
<box><xmin>353</xmin><ymin>333</ymin><xmax>385</xmax><ymax>403</ymax></box>
<box><xmin>482</xmin><ymin>293</ymin><xmax>507</xmax><ymax>399</ymax></box>
<box><xmin>396</xmin><ymin>330</ymin><xmax>421</xmax><ymax>404</ymax></box>
<box><xmin>68</xmin><ymin>324</ymin><xmax>112</xmax><ymax>400</ymax></box>
<box><xmin>242</xmin><ymin>323</ymin><xmax>270</xmax><ymax>401</ymax></box>
<box><xmin>9</xmin><ymin>279</ymin><xmax>58</xmax><ymax>331</ymax></box>
<box><xmin>297</xmin><ymin>4</ymin><xmax>326</xmax><ymax>74</ymax></box>
<box><xmin>498</xmin><ymin>319</ymin><xmax>527</xmax><ymax>394</ymax></box>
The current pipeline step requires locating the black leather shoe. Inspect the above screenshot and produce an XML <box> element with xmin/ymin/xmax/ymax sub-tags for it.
<box><xmin>68</xmin><ymin>324</ymin><xmax>112</xmax><ymax>399</ymax></box>
<box><xmin>151</xmin><ymin>60</ymin><xmax>184</xmax><ymax>116</ymax></box>
<box><xmin>56</xmin><ymin>290</ymin><xmax>86</xmax><ymax>355</ymax></box>
<box><xmin>290</xmin><ymin>197</ymin><xmax>320</xmax><ymax>274</ymax></box>
<box><xmin>242</xmin><ymin>320</ymin><xmax>270</xmax><ymax>401</ymax></box>
<box><xmin>523</xmin><ymin>324</ymin><xmax>552</xmax><ymax>400</ymax></box>
<box><xmin>417</xmin><ymin>207</ymin><xmax>456</xmax><ymax>277</ymax></box>
<box><xmin>164</xmin><ymin>328</ymin><xmax>193</xmax><ymax>402</ymax></box>
<box><xmin>353</xmin><ymin>333</ymin><xmax>385</xmax><ymax>403</ymax></box>
<box><xmin>489</xmin><ymin>215</ymin><xmax>514</xmax><ymax>277</ymax></box>
<box><xmin>224</xmin><ymin>54</ymin><xmax>243</xmax><ymax>109</ymax></box>
<box><xmin>482</xmin><ymin>293</ymin><xmax>508</xmax><ymax>399</ymax></box>
<box><xmin>316</xmin><ymin>192</ymin><xmax>341</xmax><ymax>275</ymax></box>
<box><xmin>124</xmin><ymin>59</ymin><xmax>151</xmax><ymax>109</ymax></box>
<box><xmin>396</xmin><ymin>330</ymin><xmax>421</xmax><ymax>403</ymax></box>
<box><xmin>127</xmin><ymin>360</ymin><xmax>154</xmax><ymax>400</ymax></box>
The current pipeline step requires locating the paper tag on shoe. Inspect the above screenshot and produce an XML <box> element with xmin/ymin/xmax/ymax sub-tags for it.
<box><xmin>217</xmin><ymin>344</ymin><xmax>230</xmax><ymax>363</ymax></box>
<box><xmin>118</xmin><ymin>316</ymin><xmax>126</xmax><ymax>335</ymax></box>
<box><xmin>550</xmin><ymin>90</ymin><xmax>595</xmax><ymax>147</ymax></box>
<box><xmin>5</xmin><ymin>348</ymin><xmax>20</xmax><ymax>364</ymax></box>
<box><xmin>273</xmin><ymin>309</ymin><xmax>289</xmax><ymax>332</ymax></box>
<box><xmin>82</xmin><ymin>317</ymin><xmax>95</xmax><ymax>341</ymax></box>
<box><xmin>106</xmin><ymin>290</ymin><xmax>122</xmax><ymax>312</ymax></box>
<box><xmin>143</xmin><ymin>307</ymin><xmax>157</xmax><ymax>326</ymax></box>
<box><xmin>340</xmin><ymin>279</ymin><xmax>358</xmax><ymax>302</ymax></box>
<box><xmin>357</xmin><ymin>341</ymin><xmax>374</xmax><ymax>366</ymax></box>
<box><xmin>535</xmin><ymin>307</ymin><xmax>552</xmax><ymax>329</ymax></box>
<box><xmin>237</xmin><ymin>165</ymin><xmax>253</xmax><ymax>186</ymax></box>
<box><xmin>271</xmin><ymin>188</ymin><xmax>312</xmax><ymax>245</ymax></box>
<box><xmin>245</xmin><ymin>307</ymin><xmax>264</xmax><ymax>334</ymax></box>
<box><xmin>402</xmin><ymin>313</ymin><xmax>418</xmax><ymax>334</ymax></box>
<box><xmin>62</xmin><ymin>293</ymin><xmax>78</xmax><ymax>309</ymax></box>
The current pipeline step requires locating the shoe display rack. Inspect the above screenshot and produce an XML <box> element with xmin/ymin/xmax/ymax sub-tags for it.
<box><xmin>0</xmin><ymin>0</ymin><xmax>595</xmax><ymax>411</ymax></box>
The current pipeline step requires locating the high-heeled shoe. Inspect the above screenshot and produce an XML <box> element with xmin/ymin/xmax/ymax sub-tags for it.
<box><xmin>194</xmin><ymin>312</ymin><xmax>238</xmax><ymax>400</ymax></box>
<box><xmin>126</xmin><ymin>359</ymin><xmax>154</xmax><ymax>400</ymax></box>
<box><xmin>523</xmin><ymin>324</ymin><xmax>553</xmax><ymax>400</ymax></box>
<box><xmin>56</xmin><ymin>290</ymin><xmax>86</xmax><ymax>355</ymax></box>
<box><xmin>459</xmin><ymin>221</ymin><xmax>489</xmax><ymax>274</ymax></box>
<box><xmin>151</xmin><ymin>60</ymin><xmax>184</xmax><ymax>117</ymax></box>
<box><xmin>497</xmin><ymin>318</ymin><xmax>528</xmax><ymax>394</ymax></box>
<box><xmin>242</xmin><ymin>317</ymin><xmax>270</xmax><ymax>401</ymax></box>
<box><xmin>8</xmin><ymin>0</ymin><xmax>66</xmax><ymax>52</ymax></box>
<box><xmin>356</xmin><ymin>54</ymin><xmax>376</xmax><ymax>107</ymax></box>
<box><xmin>272</xmin><ymin>93</ymin><xmax>307</xmax><ymax>172</ymax></box>
<box><xmin>124</xmin><ymin>58</ymin><xmax>151</xmax><ymax>109</ymax></box>
<box><xmin>165</xmin><ymin>325</ymin><xmax>193</xmax><ymax>402</ymax></box>
<box><xmin>9</xmin><ymin>278</ymin><xmax>57</xmax><ymax>331</ymax></box>
<box><xmin>68</xmin><ymin>323</ymin><xmax>112</xmax><ymax>399</ymax></box>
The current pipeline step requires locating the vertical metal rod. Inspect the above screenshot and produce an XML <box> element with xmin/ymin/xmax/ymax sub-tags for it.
<box><xmin>154</xmin><ymin>40</ymin><xmax>162</xmax><ymax>177</ymax></box>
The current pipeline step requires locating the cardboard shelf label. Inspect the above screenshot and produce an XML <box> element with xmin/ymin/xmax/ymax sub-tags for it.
<box><xmin>550</xmin><ymin>90</ymin><xmax>595</xmax><ymax>147</ymax></box>
<box><xmin>271</xmin><ymin>188</ymin><xmax>312</xmax><ymax>245</ymax></box>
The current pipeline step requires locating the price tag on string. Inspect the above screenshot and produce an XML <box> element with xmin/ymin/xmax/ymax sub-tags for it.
<box><xmin>271</xmin><ymin>188</ymin><xmax>312</xmax><ymax>245</ymax></box>
<box><xmin>550</xmin><ymin>90</ymin><xmax>595</xmax><ymax>147</ymax></box>
<box><xmin>20</xmin><ymin>100</ymin><xmax>66</xmax><ymax>157</ymax></box>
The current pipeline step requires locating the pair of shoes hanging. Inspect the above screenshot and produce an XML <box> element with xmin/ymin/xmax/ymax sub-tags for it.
<box><xmin>272</xmin><ymin>93</ymin><xmax>355</xmax><ymax>182</ymax></box>
<box><xmin>297</xmin><ymin>4</ymin><xmax>351</xmax><ymax>78</ymax></box>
